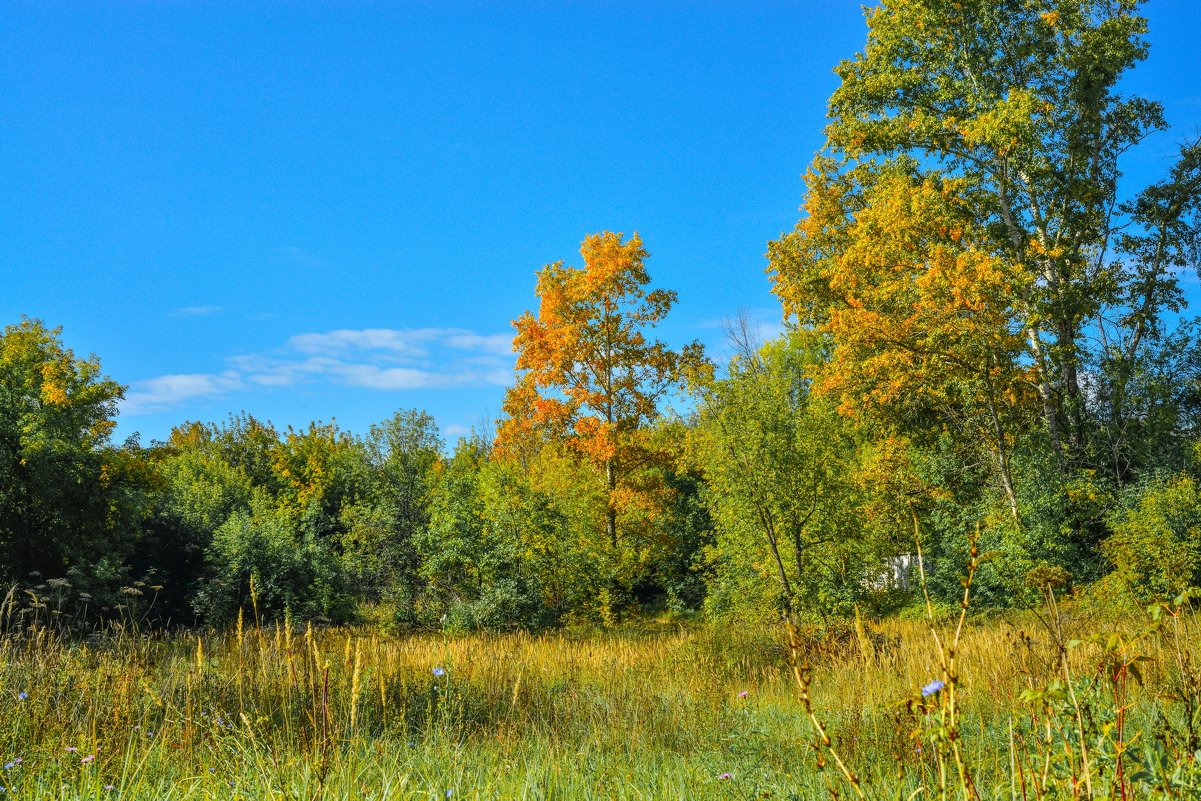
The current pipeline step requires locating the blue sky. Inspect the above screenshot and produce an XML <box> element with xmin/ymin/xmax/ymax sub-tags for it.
<box><xmin>4</xmin><ymin>1</ymin><xmax>1200</xmax><ymax>445</ymax></box>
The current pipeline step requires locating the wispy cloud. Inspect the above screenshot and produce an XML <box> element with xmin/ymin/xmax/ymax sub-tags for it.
<box><xmin>170</xmin><ymin>305</ymin><xmax>223</xmax><ymax>317</ymax></box>
<box><xmin>122</xmin><ymin>371</ymin><xmax>243</xmax><ymax>415</ymax></box>
<box><xmin>278</xmin><ymin>246</ymin><xmax>325</xmax><ymax>269</ymax></box>
<box><xmin>287</xmin><ymin>327</ymin><xmax>513</xmax><ymax>359</ymax></box>
<box><xmin>441</xmin><ymin>331</ymin><xmax>514</xmax><ymax>356</ymax></box>
<box><xmin>442</xmin><ymin>423</ymin><xmax>474</xmax><ymax>439</ymax></box>
<box><xmin>698</xmin><ymin>309</ymin><xmax>786</xmax><ymax>346</ymax></box>
<box><xmin>120</xmin><ymin>327</ymin><xmax>516</xmax><ymax>416</ymax></box>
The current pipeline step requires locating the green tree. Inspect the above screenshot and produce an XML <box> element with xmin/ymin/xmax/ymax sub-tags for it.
<box><xmin>196</xmin><ymin>492</ymin><xmax>349</xmax><ymax>622</ymax></box>
<box><xmin>690</xmin><ymin>329</ymin><xmax>880</xmax><ymax>622</ymax></box>
<box><xmin>768</xmin><ymin>0</ymin><xmax>1201</xmax><ymax>592</ymax></box>
<box><xmin>360</xmin><ymin>410</ymin><xmax>446</xmax><ymax>610</ymax></box>
<box><xmin>418</xmin><ymin>436</ymin><xmax>549</xmax><ymax>630</ymax></box>
<box><xmin>0</xmin><ymin>318</ymin><xmax>134</xmax><ymax>585</ymax></box>
<box><xmin>159</xmin><ymin>415</ymin><xmax>369</xmax><ymax>623</ymax></box>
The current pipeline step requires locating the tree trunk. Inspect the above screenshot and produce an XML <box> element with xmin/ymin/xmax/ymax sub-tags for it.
<box><xmin>605</xmin><ymin>458</ymin><xmax>617</xmax><ymax>549</ymax></box>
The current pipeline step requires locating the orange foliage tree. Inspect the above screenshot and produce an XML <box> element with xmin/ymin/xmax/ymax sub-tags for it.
<box><xmin>496</xmin><ymin>232</ymin><xmax>705</xmax><ymax>556</ymax></box>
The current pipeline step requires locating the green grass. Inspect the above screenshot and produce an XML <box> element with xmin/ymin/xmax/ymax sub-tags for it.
<box><xmin>0</xmin><ymin>604</ymin><xmax>1198</xmax><ymax>799</ymax></box>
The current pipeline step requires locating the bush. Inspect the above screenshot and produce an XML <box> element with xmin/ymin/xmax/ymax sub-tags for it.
<box><xmin>1103</xmin><ymin>474</ymin><xmax>1201</xmax><ymax>599</ymax></box>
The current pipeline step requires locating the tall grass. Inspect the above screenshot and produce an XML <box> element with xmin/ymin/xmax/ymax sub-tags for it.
<box><xmin>0</xmin><ymin>590</ymin><xmax>1198</xmax><ymax>799</ymax></box>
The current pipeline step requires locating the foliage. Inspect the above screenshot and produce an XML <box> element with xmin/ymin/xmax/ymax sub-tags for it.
<box><xmin>0</xmin><ymin>318</ymin><xmax>149</xmax><ymax>606</ymax></box>
<box><xmin>496</xmin><ymin>232</ymin><xmax>705</xmax><ymax>621</ymax></box>
<box><xmin>348</xmin><ymin>409</ymin><xmax>442</xmax><ymax>617</ymax></box>
<box><xmin>1103</xmin><ymin>474</ymin><xmax>1201</xmax><ymax>600</ymax></box>
<box><xmin>804</xmin><ymin>0</ymin><xmax>1201</xmax><ymax>475</ymax></box>
<box><xmin>691</xmin><ymin>331</ymin><xmax>887</xmax><ymax>623</ymax></box>
<box><xmin>771</xmin><ymin>161</ymin><xmax>1036</xmax><ymax>524</ymax></box>
<box><xmin>152</xmin><ymin>415</ymin><xmax>375</xmax><ymax>624</ymax></box>
<box><xmin>768</xmin><ymin>0</ymin><xmax>1201</xmax><ymax>595</ymax></box>
<box><xmin>195</xmin><ymin>493</ymin><xmax>348</xmax><ymax>622</ymax></box>
<box><xmin>418</xmin><ymin>437</ymin><xmax>548</xmax><ymax>631</ymax></box>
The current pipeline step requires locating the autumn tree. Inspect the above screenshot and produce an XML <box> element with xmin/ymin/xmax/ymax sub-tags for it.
<box><xmin>772</xmin><ymin>160</ymin><xmax>1036</xmax><ymax>523</ymax></box>
<box><xmin>769</xmin><ymin>0</ymin><xmax>1201</xmax><ymax>587</ymax></box>
<box><xmin>773</xmin><ymin>0</ymin><xmax>1201</xmax><ymax>480</ymax></box>
<box><xmin>496</xmin><ymin>232</ymin><xmax>704</xmax><ymax>617</ymax></box>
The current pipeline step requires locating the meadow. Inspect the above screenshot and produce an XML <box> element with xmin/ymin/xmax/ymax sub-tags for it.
<box><xmin>2</xmin><ymin>592</ymin><xmax>1199</xmax><ymax>800</ymax></box>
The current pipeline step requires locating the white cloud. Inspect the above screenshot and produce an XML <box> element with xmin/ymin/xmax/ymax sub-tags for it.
<box><xmin>288</xmin><ymin>328</ymin><xmax>432</xmax><ymax>358</ymax></box>
<box><xmin>121</xmin><ymin>371</ymin><xmax>243</xmax><ymax>415</ymax></box>
<box><xmin>171</xmin><ymin>305</ymin><xmax>223</xmax><ymax>317</ymax></box>
<box><xmin>442</xmin><ymin>331</ymin><xmax>514</xmax><ymax>355</ymax></box>
<box><xmin>442</xmin><ymin>423</ymin><xmax>473</xmax><ymax>439</ymax></box>
<box><xmin>120</xmin><ymin>327</ymin><xmax>516</xmax><ymax>416</ymax></box>
<box><xmin>287</xmin><ymin>327</ymin><xmax>514</xmax><ymax>359</ymax></box>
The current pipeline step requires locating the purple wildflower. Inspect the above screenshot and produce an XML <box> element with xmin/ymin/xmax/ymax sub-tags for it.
<box><xmin>81</xmin><ymin>755</ymin><xmax>95</xmax><ymax>764</ymax></box>
<box><xmin>719</xmin><ymin>772</ymin><xmax>733</xmax><ymax>780</ymax></box>
<box><xmin>737</xmin><ymin>691</ymin><xmax>748</xmax><ymax>699</ymax></box>
<box><xmin>65</xmin><ymin>747</ymin><xmax>78</xmax><ymax>753</ymax></box>
<box><xmin>432</xmin><ymin>667</ymin><xmax>446</xmax><ymax>678</ymax></box>
<box><xmin>16</xmin><ymin>693</ymin><xmax>27</xmax><ymax>702</ymax></box>
<box><xmin>921</xmin><ymin>680</ymin><xmax>945</xmax><ymax>697</ymax></box>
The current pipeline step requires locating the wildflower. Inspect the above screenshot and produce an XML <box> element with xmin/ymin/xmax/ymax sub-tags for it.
<box><xmin>104</xmin><ymin>786</ymin><xmax>115</xmax><ymax>791</ymax></box>
<box><xmin>16</xmin><ymin>693</ymin><xmax>27</xmax><ymax>702</ymax></box>
<box><xmin>737</xmin><ymin>691</ymin><xmax>748</xmax><ymax>699</ymax></box>
<box><xmin>65</xmin><ymin>747</ymin><xmax>78</xmax><ymax>753</ymax></box>
<box><xmin>432</xmin><ymin>667</ymin><xmax>446</xmax><ymax>678</ymax></box>
<box><xmin>81</xmin><ymin>755</ymin><xmax>95</xmax><ymax>764</ymax></box>
<box><xmin>921</xmin><ymin>680</ymin><xmax>945</xmax><ymax>697</ymax></box>
<box><xmin>446</xmin><ymin>792</ymin><xmax>453</xmax><ymax>799</ymax></box>
<box><xmin>719</xmin><ymin>772</ymin><xmax>733</xmax><ymax>780</ymax></box>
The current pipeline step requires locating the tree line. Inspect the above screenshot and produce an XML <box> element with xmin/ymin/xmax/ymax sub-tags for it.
<box><xmin>3</xmin><ymin>0</ymin><xmax>1200</xmax><ymax>630</ymax></box>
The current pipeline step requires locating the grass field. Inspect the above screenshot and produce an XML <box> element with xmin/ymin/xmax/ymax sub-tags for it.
<box><xmin>1</xmin><ymin>600</ymin><xmax>1199</xmax><ymax>800</ymax></box>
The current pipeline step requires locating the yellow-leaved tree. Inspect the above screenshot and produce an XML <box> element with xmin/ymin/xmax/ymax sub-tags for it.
<box><xmin>771</xmin><ymin>160</ymin><xmax>1036</xmax><ymax>522</ymax></box>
